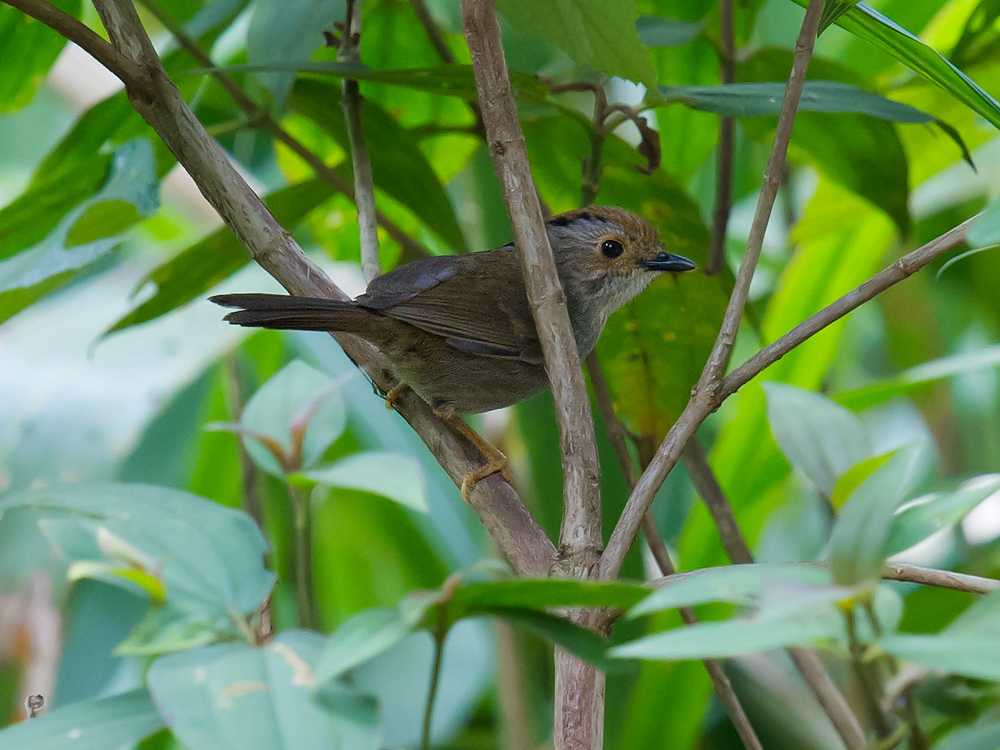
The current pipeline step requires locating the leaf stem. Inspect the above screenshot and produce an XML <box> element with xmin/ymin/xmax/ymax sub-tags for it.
<box><xmin>290</xmin><ymin>484</ymin><xmax>317</xmax><ymax>630</ymax></box>
<box><xmin>421</xmin><ymin>617</ymin><xmax>448</xmax><ymax>750</ymax></box>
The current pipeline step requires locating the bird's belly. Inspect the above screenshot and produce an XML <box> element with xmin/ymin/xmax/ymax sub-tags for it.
<box><xmin>392</xmin><ymin>337</ymin><xmax>549</xmax><ymax>415</ymax></box>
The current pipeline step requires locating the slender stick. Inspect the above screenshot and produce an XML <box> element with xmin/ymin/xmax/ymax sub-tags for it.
<box><xmin>289</xmin><ymin>484</ymin><xmax>316</xmax><ymax>630</ymax></box>
<box><xmin>338</xmin><ymin>0</ymin><xmax>382</xmax><ymax>282</ymax></box>
<box><xmin>461</xmin><ymin>0</ymin><xmax>602</xmax><ymax>564</ymax></box>
<box><xmin>707</xmin><ymin>0</ymin><xmax>737</xmax><ymax>276</ymax></box>
<box><xmin>720</xmin><ymin>217</ymin><xmax>977</xmax><ymax>399</ymax></box>
<box><xmin>410</xmin><ymin>0</ymin><xmax>456</xmax><ymax>64</ymax></box>
<box><xmin>421</xmin><ymin>619</ymin><xmax>448</xmax><ymax>750</ymax></box>
<box><xmin>586</xmin><ymin>354</ymin><xmax>764</xmax><ymax>750</ymax></box>
<box><xmin>85</xmin><ymin>0</ymin><xmax>554</xmax><ymax>576</ymax></box>
<box><xmin>680</xmin><ymin>441</ymin><xmax>753</xmax><ymax>564</ymax></box>
<box><xmin>602</xmin><ymin>0</ymin><xmax>828</xmax><ymax>580</ymax></box>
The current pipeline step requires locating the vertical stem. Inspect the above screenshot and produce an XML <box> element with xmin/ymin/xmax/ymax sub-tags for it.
<box><xmin>422</xmin><ymin>619</ymin><xmax>448</xmax><ymax>750</ymax></box>
<box><xmin>338</xmin><ymin>0</ymin><xmax>382</xmax><ymax>283</ymax></box>
<box><xmin>290</xmin><ymin>485</ymin><xmax>316</xmax><ymax>630</ymax></box>
<box><xmin>707</xmin><ymin>0</ymin><xmax>737</xmax><ymax>275</ymax></box>
<box><xmin>845</xmin><ymin>607</ymin><xmax>892</xmax><ymax>738</ymax></box>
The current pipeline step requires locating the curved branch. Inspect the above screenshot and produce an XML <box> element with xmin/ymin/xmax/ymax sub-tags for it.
<box><xmin>1</xmin><ymin>0</ymin><xmax>140</xmax><ymax>87</ymax></box>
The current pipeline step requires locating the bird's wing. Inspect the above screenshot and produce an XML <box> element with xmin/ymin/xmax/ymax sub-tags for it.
<box><xmin>359</xmin><ymin>251</ymin><xmax>542</xmax><ymax>363</ymax></box>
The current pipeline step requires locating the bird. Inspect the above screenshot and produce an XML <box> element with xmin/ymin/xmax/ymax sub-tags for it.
<box><xmin>212</xmin><ymin>205</ymin><xmax>696</xmax><ymax>497</ymax></box>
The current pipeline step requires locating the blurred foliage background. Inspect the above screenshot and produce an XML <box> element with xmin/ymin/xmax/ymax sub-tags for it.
<box><xmin>0</xmin><ymin>0</ymin><xmax>999</xmax><ymax>748</ymax></box>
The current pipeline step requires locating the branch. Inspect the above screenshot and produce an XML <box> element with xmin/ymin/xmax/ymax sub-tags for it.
<box><xmin>88</xmin><ymin>0</ymin><xmax>554</xmax><ymax>576</ymax></box>
<box><xmin>1</xmin><ymin>0</ymin><xmax>140</xmax><ymax>87</ymax></box>
<box><xmin>586</xmin><ymin>354</ymin><xmax>764</xmax><ymax>750</ymax></box>
<box><xmin>461</xmin><ymin>0</ymin><xmax>602</xmax><ymax>569</ymax></box>
<box><xmin>602</xmin><ymin>0</ymin><xmax>827</xmax><ymax>581</ymax></box>
<box><xmin>882</xmin><ymin>562</ymin><xmax>999</xmax><ymax>594</ymax></box>
<box><xmin>337</xmin><ymin>0</ymin><xmax>382</xmax><ymax>282</ymax></box>
<box><xmin>720</xmin><ymin>217</ymin><xmax>977</xmax><ymax>399</ymax></box>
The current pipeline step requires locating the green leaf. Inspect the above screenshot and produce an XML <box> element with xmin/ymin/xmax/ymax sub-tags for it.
<box><xmin>238</xmin><ymin>360</ymin><xmax>347</xmax><ymax>476</ymax></box>
<box><xmin>107</xmin><ymin>178</ymin><xmax>336</xmax><ymax>333</ymax></box>
<box><xmin>628</xmin><ymin>563</ymin><xmax>835</xmax><ymax>617</ymax></box>
<box><xmin>764</xmin><ymin>383</ymin><xmax>873</xmax><ymax>496</ymax></box>
<box><xmin>487</xmin><ymin>608</ymin><xmax>620</xmax><ymax>672</ymax></box>
<box><xmin>659</xmin><ymin>80</ymin><xmax>951</xmax><ymax>122</ymax></box>
<box><xmin>611</xmin><ymin>612</ymin><xmax>841</xmax><ymax>661</ymax></box>
<box><xmin>246</xmin><ymin>0</ymin><xmax>344</xmax><ymax>108</ymax></box>
<box><xmin>298</xmin><ymin>452</ymin><xmax>428</xmax><ymax>513</ymax></box>
<box><xmin>886</xmin><ymin>475</ymin><xmax>1000</xmax><ymax>556</ymax></box>
<box><xmin>635</xmin><ymin>15</ymin><xmax>705</xmax><ymax>47</ymax></box>
<box><xmin>828</xmin><ymin>447</ymin><xmax>923</xmax><ymax>585</ymax></box>
<box><xmin>0</xmin><ymin>0</ymin><xmax>81</xmax><ymax>112</ymax></box>
<box><xmin>0</xmin><ymin>688</ymin><xmax>163</xmax><ymax>749</ymax></box>
<box><xmin>880</xmin><ymin>633</ymin><xmax>1000</xmax><ymax>681</ymax></box>
<box><xmin>0</xmin><ymin>139</ymin><xmax>160</xmax><ymax>324</ymax></box>
<box><xmin>147</xmin><ymin>632</ymin><xmax>380</xmax><ymax>750</ymax></box>
<box><xmin>797</xmin><ymin>1</ymin><xmax>1000</xmax><ymax>130</ymax></box>
<box><xmin>935</xmin><ymin>720</ymin><xmax>1000</xmax><ymax>750</ymax></box>
<box><xmin>834</xmin><ymin>344</ymin><xmax>1000</xmax><ymax>410</ymax></box>
<box><xmin>314</xmin><ymin>598</ymin><xmax>434</xmax><ymax>683</ymax></box>
<box><xmin>289</xmin><ymin>78</ymin><xmax>467</xmax><ymax>251</ymax></box>
<box><xmin>0</xmin><ymin>483</ymin><xmax>275</xmax><ymax>619</ymax></box>
<box><xmin>495</xmin><ymin>0</ymin><xmax>658</xmax><ymax>88</ymax></box>
<box><xmin>448</xmin><ymin>578</ymin><xmax>649</xmax><ymax>614</ymax></box>
<box><xmin>968</xmin><ymin>194</ymin><xmax>1000</xmax><ymax>248</ymax></box>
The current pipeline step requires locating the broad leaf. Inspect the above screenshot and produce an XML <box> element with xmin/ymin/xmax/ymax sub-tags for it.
<box><xmin>828</xmin><ymin>446</ymin><xmax>923</xmax><ymax>585</ymax></box>
<box><xmin>247</xmin><ymin>0</ymin><xmax>345</xmax><ymax>108</ymax></box>
<box><xmin>886</xmin><ymin>475</ymin><xmax>1000</xmax><ymax>556</ymax></box>
<box><xmin>0</xmin><ymin>483</ymin><xmax>274</xmax><ymax>619</ymax></box>
<box><xmin>0</xmin><ymin>139</ymin><xmax>159</xmax><ymax>323</ymax></box>
<box><xmin>880</xmin><ymin>633</ymin><xmax>1000</xmax><ymax>681</ymax></box>
<box><xmin>0</xmin><ymin>689</ymin><xmax>162</xmax><ymax>749</ymax></box>
<box><xmin>0</xmin><ymin>0</ymin><xmax>81</xmax><ymax>112</ymax></box>
<box><xmin>635</xmin><ymin>16</ymin><xmax>705</xmax><ymax>48</ymax></box>
<box><xmin>147</xmin><ymin>632</ymin><xmax>379</xmax><ymax>750</ymax></box>
<box><xmin>299</xmin><ymin>452</ymin><xmax>428</xmax><ymax>513</ymax></box>
<box><xmin>236</xmin><ymin>360</ymin><xmax>347</xmax><ymax>476</ymax></box>
<box><xmin>764</xmin><ymin>383</ymin><xmax>872</xmax><ymax>496</ymax></box>
<box><xmin>495</xmin><ymin>0</ymin><xmax>658</xmax><ymax>88</ymax></box>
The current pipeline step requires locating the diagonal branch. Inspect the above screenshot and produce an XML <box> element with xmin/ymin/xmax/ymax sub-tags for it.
<box><xmin>86</xmin><ymin>0</ymin><xmax>555</xmax><ymax>576</ymax></box>
<box><xmin>602</xmin><ymin>0</ymin><xmax>828</xmax><ymax>580</ymax></box>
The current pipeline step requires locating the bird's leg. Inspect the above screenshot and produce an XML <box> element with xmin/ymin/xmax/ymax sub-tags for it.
<box><xmin>384</xmin><ymin>383</ymin><xmax>411</xmax><ymax>411</ymax></box>
<box><xmin>438</xmin><ymin>413</ymin><xmax>515</xmax><ymax>502</ymax></box>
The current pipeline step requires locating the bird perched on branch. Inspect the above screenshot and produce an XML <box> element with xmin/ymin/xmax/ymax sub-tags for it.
<box><xmin>213</xmin><ymin>205</ymin><xmax>696</xmax><ymax>496</ymax></box>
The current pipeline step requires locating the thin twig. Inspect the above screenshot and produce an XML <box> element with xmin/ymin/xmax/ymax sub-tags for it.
<box><xmin>680</xmin><ymin>440</ymin><xmax>753</xmax><ymax>564</ymax></box>
<box><xmin>338</xmin><ymin>0</ymin><xmax>382</xmax><ymax>282</ymax></box>
<box><xmin>707</xmin><ymin>0</ymin><xmax>737</xmax><ymax>276</ymax></box>
<box><xmin>720</xmin><ymin>218</ymin><xmax>977</xmax><ymax>399</ymax></box>
<box><xmin>136</xmin><ymin>0</ymin><xmax>427</xmax><ymax>264</ymax></box>
<box><xmin>88</xmin><ymin>0</ymin><xmax>555</xmax><ymax>576</ymax></box>
<box><xmin>289</xmin><ymin>484</ymin><xmax>316</xmax><ymax>629</ymax></box>
<box><xmin>845</xmin><ymin>608</ymin><xmax>893</xmax><ymax>738</ymax></box>
<box><xmin>421</xmin><ymin>619</ymin><xmax>448</xmax><ymax>750</ymax></box>
<box><xmin>586</xmin><ymin>354</ymin><xmax>764</xmax><ymax>750</ymax></box>
<box><xmin>602</xmin><ymin>0</ymin><xmax>828</xmax><ymax>580</ymax></box>
<box><xmin>409</xmin><ymin>0</ymin><xmax>456</xmax><ymax>64</ymax></box>
<box><xmin>0</xmin><ymin>0</ymin><xmax>140</xmax><ymax>87</ymax></box>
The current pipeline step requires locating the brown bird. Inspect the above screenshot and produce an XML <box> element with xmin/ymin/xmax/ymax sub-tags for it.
<box><xmin>212</xmin><ymin>206</ymin><xmax>696</xmax><ymax>496</ymax></box>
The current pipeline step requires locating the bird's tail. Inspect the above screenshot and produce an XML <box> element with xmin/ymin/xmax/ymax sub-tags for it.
<box><xmin>210</xmin><ymin>293</ymin><xmax>371</xmax><ymax>332</ymax></box>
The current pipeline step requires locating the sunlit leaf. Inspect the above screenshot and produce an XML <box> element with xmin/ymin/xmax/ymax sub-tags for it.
<box><xmin>0</xmin><ymin>0</ymin><xmax>80</xmax><ymax>112</ymax></box>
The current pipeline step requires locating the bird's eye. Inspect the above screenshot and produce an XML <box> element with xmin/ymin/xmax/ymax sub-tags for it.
<box><xmin>600</xmin><ymin>239</ymin><xmax>624</xmax><ymax>259</ymax></box>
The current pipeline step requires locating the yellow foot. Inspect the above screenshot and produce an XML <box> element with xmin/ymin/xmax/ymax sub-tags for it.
<box><xmin>438</xmin><ymin>413</ymin><xmax>515</xmax><ymax>502</ymax></box>
<box><xmin>384</xmin><ymin>383</ymin><xmax>410</xmax><ymax>411</ymax></box>
<box><xmin>460</xmin><ymin>455</ymin><xmax>516</xmax><ymax>503</ymax></box>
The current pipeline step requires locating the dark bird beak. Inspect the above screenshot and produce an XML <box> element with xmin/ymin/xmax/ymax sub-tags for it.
<box><xmin>639</xmin><ymin>252</ymin><xmax>697</xmax><ymax>273</ymax></box>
